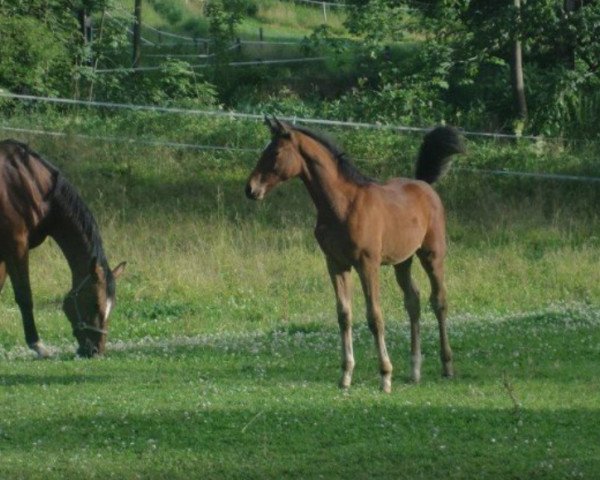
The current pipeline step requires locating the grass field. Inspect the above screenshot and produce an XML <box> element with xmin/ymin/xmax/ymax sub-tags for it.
<box><xmin>0</xmin><ymin>115</ymin><xmax>599</xmax><ymax>478</ymax></box>
<box><xmin>1</xmin><ymin>306</ymin><xmax>599</xmax><ymax>479</ymax></box>
<box><xmin>117</xmin><ymin>0</ymin><xmax>347</xmax><ymax>41</ymax></box>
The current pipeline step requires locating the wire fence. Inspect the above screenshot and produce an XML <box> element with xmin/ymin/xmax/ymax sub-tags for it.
<box><xmin>0</xmin><ymin>91</ymin><xmax>549</xmax><ymax>140</ymax></box>
<box><xmin>1</xmin><ymin>123</ymin><xmax>598</xmax><ymax>184</ymax></box>
<box><xmin>94</xmin><ymin>56</ymin><xmax>328</xmax><ymax>73</ymax></box>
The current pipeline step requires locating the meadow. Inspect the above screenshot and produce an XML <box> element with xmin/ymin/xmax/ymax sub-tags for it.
<box><xmin>0</xmin><ymin>112</ymin><xmax>599</xmax><ymax>479</ymax></box>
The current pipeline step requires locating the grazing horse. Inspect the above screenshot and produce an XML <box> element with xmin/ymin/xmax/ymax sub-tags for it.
<box><xmin>0</xmin><ymin>140</ymin><xmax>125</xmax><ymax>357</ymax></box>
<box><xmin>246</xmin><ymin>118</ymin><xmax>464</xmax><ymax>392</ymax></box>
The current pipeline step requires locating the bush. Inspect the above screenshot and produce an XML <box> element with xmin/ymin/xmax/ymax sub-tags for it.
<box><xmin>0</xmin><ymin>16</ymin><xmax>71</xmax><ymax>95</ymax></box>
<box><xmin>148</xmin><ymin>60</ymin><xmax>219</xmax><ymax>106</ymax></box>
<box><xmin>147</xmin><ymin>0</ymin><xmax>185</xmax><ymax>24</ymax></box>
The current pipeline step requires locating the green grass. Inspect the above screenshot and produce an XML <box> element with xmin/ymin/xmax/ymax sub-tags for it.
<box><xmin>242</xmin><ymin>0</ymin><xmax>347</xmax><ymax>38</ymax></box>
<box><xmin>0</xmin><ymin>114</ymin><xmax>599</xmax><ymax>478</ymax></box>
<box><xmin>115</xmin><ymin>0</ymin><xmax>347</xmax><ymax>42</ymax></box>
<box><xmin>1</xmin><ymin>305</ymin><xmax>599</xmax><ymax>479</ymax></box>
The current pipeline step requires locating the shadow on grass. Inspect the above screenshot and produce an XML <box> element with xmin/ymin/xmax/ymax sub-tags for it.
<box><xmin>0</xmin><ymin>373</ymin><xmax>111</xmax><ymax>386</ymax></box>
<box><xmin>0</xmin><ymin>307</ymin><xmax>598</xmax><ymax>478</ymax></box>
<box><xmin>0</xmin><ymin>403</ymin><xmax>598</xmax><ymax>479</ymax></box>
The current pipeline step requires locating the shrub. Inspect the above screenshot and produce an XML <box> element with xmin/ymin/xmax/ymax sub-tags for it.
<box><xmin>0</xmin><ymin>16</ymin><xmax>71</xmax><ymax>96</ymax></box>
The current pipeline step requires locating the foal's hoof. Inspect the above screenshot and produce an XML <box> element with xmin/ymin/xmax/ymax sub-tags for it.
<box><xmin>380</xmin><ymin>374</ymin><xmax>392</xmax><ymax>394</ymax></box>
<box><xmin>411</xmin><ymin>355</ymin><xmax>422</xmax><ymax>384</ymax></box>
<box><xmin>339</xmin><ymin>372</ymin><xmax>352</xmax><ymax>390</ymax></box>
<box><xmin>442</xmin><ymin>363</ymin><xmax>454</xmax><ymax>379</ymax></box>
<box><xmin>29</xmin><ymin>342</ymin><xmax>50</xmax><ymax>359</ymax></box>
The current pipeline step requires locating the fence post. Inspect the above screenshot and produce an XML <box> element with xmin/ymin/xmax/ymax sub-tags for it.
<box><xmin>322</xmin><ymin>2</ymin><xmax>328</xmax><ymax>23</ymax></box>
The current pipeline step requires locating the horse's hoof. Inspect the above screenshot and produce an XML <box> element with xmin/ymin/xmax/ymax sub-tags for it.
<box><xmin>29</xmin><ymin>342</ymin><xmax>50</xmax><ymax>359</ymax></box>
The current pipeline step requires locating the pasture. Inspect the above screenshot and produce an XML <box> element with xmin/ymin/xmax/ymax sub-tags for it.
<box><xmin>0</xmin><ymin>116</ymin><xmax>599</xmax><ymax>479</ymax></box>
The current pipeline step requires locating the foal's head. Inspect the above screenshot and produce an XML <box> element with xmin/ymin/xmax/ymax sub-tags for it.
<box><xmin>245</xmin><ymin>117</ymin><xmax>303</xmax><ymax>200</ymax></box>
<box><xmin>62</xmin><ymin>259</ymin><xmax>126</xmax><ymax>357</ymax></box>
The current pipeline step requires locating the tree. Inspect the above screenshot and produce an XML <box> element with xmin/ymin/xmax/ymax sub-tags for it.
<box><xmin>132</xmin><ymin>0</ymin><xmax>142</xmax><ymax>68</ymax></box>
<box><xmin>511</xmin><ymin>0</ymin><xmax>527</xmax><ymax>120</ymax></box>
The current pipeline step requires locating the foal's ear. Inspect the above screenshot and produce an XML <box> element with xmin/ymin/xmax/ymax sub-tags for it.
<box><xmin>273</xmin><ymin>116</ymin><xmax>292</xmax><ymax>137</ymax></box>
<box><xmin>264</xmin><ymin>115</ymin><xmax>291</xmax><ymax>137</ymax></box>
<box><xmin>264</xmin><ymin>115</ymin><xmax>276</xmax><ymax>131</ymax></box>
<box><xmin>112</xmin><ymin>261</ymin><xmax>127</xmax><ymax>280</ymax></box>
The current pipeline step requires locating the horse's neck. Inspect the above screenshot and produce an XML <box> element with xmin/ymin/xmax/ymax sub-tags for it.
<box><xmin>49</xmin><ymin>216</ymin><xmax>97</xmax><ymax>287</ymax></box>
<box><xmin>297</xmin><ymin>137</ymin><xmax>357</xmax><ymax>222</ymax></box>
<box><xmin>47</xmin><ymin>185</ymin><xmax>104</xmax><ymax>287</ymax></box>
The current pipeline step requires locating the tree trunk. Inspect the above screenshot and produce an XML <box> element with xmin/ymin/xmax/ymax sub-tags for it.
<box><xmin>562</xmin><ymin>0</ymin><xmax>578</xmax><ymax>68</ymax></box>
<box><xmin>78</xmin><ymin>9</ymin><xmax>93</xmax><ymax>66</ymax></box>
<box><xmin>511</xmin><ymin>0</ymin><xmax>527</xmax><ymax>120</ymax></box>
<box><xmin>132</xmin><ymin>0</ymin><xmax>142</xmax><ymax>68</ymax></box>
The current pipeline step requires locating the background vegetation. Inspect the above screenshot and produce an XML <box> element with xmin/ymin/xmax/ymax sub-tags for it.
<box><xmin>0</xmin><ymin>1</ymin><xmax>599</xmax><ymax>479</ymax></box>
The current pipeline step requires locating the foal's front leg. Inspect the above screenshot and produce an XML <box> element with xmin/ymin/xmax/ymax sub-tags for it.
<box><xmin>358</xmin><ymin>258</ymin><xmax>393</xmax><ymax>393</ymax></box>
<box><xmin>326</xmin><ymin>257</ymin><xmax>355</xmax><ymax>389</ymax></box>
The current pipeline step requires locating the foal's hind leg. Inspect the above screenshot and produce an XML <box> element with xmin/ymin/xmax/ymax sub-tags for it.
<box><xmin>358</xmin><ymin>258</ymin><xmax>393</xmax><ymax>393</ymax></box>
<box><xmin>6</xmin><ymin>250</ymin><xmax>49</xmax><ymax>358</ymax></box>
<box><xmin>394</xmin><ymin>257</ymin><xmax>422</xmax><ymax>383</ymax></box>
<box><xmin>418</xmin><ymin>249</ymin><xmax>453</xmax><ymax>378</ymax></box>
<box><xmin>326</xmin><ymin>257</ymin><xmax>355</xmax><ymax>389</ymax></box>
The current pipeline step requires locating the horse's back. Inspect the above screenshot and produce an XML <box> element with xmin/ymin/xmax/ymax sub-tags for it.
<box><xmin>376</xmin><ymin>177</ymin><xmax>444</xmax><ymax>221</ymax></box>
<box><xmin>362</xmin><ymin>177</ymin><xmax>446</xmax><ymax>263</ymax></box>
<box><xmin>0</xmin><ymin>140</ymin><xmax>56</xmax><ymax>251</ymax></box>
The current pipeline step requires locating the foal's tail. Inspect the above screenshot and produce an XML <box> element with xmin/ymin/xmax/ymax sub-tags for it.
<box><xmin>415</xmin><ymin>126</ymin><xmax>465</xmax><ymax>184</ymax></box>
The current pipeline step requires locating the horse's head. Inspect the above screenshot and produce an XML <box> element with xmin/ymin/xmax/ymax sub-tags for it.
<box><xmin>245</xmin><ymin>116</ymin><xmax>303</xmax><ymax>200</ymax></box>
<box><xmin>62</xmin><ymin>259</ymin><xmax>126</xmax><ymax>357</ymax></box>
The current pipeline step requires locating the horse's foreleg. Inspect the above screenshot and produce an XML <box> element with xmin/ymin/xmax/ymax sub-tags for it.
<box><xmin>394</xmin><ymin>257</ymin><xmax>422</xmax><ymax>383</ymax></box>
<box><xmin>6</xmin><ymin>252</ymin><xmax>49</xmax><ymax>358</ymax></box>
<box><xmin>358</xmin><ymin>258</ymin><xmax>393</xmax><ymax>393</ymax></box>
<box><xmin>327</xmin><ymin>258</ymin><xmax>355</xmax><ymax>389</ymax></box>
<box><xmin>418</xmin><ymin>249</ymin><xmax>453</xmax><ymax>378</ymax></box>
<box><xmin>0</xmin><ymin>261</ymin><xmax>6</xmax><ymax>293</ymax></box>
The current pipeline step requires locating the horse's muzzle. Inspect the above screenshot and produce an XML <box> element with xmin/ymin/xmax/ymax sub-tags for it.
<box><xmin>76</xmin><ymin>346</ymin><xmax>100</xmax><ymax>358</ymax></box>
<box><xmin>245</xmin><ymin>183</ymin><xmax>258</xmax><ymax>200</ymax></box>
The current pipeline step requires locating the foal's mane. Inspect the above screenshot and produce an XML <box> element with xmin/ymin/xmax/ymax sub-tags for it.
<box><xmin>292</xmin><ymin>125</ymin><xmax>376</xmax><ymax>186</ymax></box>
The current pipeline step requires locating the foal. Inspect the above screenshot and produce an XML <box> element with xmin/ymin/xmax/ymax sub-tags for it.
<box><xmin>246</xmin><ymin>118</ymin><xmax>464</xmax><ymax>392</ymax></box>
<box><xmin>0</xmin><ymin>140</ymin><xmax>125</xmax><ymax>357</ymax></box>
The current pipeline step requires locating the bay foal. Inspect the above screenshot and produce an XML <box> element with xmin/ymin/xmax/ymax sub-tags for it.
<box><xmin>246</xmin><ymin>118</ymin><xmax>464</xmax><ymax>392</ymax></box>
<box><xmin>0</xmin><ymin>140</ymin><xmax>125</xmax><ymax>357</ymax></box>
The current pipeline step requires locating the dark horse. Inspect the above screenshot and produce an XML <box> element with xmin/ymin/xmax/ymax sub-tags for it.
<box><xmin>0</xmin><ymin>140</ymin><xmax>125</xmax><ymax>357</ymax></box>
<box><xmin>246</xmin><ymin>118</ymin><xmax>464</xmax><ymax>392</ymax></box>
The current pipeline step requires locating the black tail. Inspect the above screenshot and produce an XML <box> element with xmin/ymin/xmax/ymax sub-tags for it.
<box><xmin>415</xmin><ymin>126</ymin><xmax>465</xmax><ymax>184</ymax></box>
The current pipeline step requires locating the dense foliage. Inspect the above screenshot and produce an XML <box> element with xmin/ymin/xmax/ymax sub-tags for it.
<box><xmin>344</xmin><ymin>0</ymin><xmax>600</xmax><ymax>136</ymax></box>
<box><xmin>0</xmin><ymin>0</ymin><xmax>599</xmax><ymax>137</ymax></box>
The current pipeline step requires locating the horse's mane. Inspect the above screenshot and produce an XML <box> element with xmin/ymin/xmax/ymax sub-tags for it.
<box><xmin>292</xmin><ymin>125</ymin><xmax>376</xmax><ymax>186</ymax></box>
<box><xmin>14</xmin><ymin>141</ymin><xmax>113</xmax><ymax>291</ymax></box>
<box><xmin>52</xmin><ymin>174</ymin><xmax>109</xmax><ymax>267</ymax></box>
